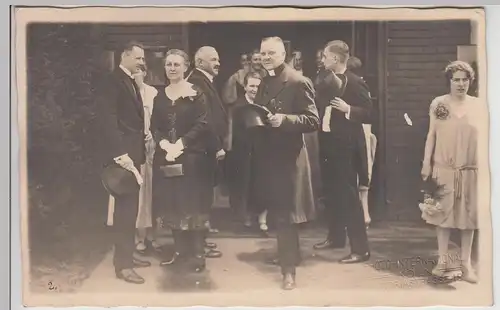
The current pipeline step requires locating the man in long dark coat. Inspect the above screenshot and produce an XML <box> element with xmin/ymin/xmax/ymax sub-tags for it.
<box><xmin>248</xmin><ymin>36</ymin><xmax>319</xmax><ymax>290</ymax></box>
<box><xmin>313</xmin><ymin>40</ymin><xmax>371</xmax><ymax>264</ymax></box>
<box><xmin>99</xmin><ymin>41</ymin><xmax>152</xmax><ymax>284</ymax></box>
<box><xmin>187</xmin><ymin>46</ymin><xmax>227</xmax><ymax>258</ymax></box>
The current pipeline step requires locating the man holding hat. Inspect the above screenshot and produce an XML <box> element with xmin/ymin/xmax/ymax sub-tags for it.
<box><xmin>248</xmin><ymin>36</ymin><xmax>319</xmax><ymax>290</ymax></box>
<box><xmin>313</xmin><ymin>40</ymin><xmax>372</xmax><ymax>264</ymax></box>
<box><xmin>99</xmin><ymin>41</ymin><xmax>152</xmax><ymax>284</ymax></box>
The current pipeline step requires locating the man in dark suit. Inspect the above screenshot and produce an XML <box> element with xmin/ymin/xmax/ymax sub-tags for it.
<box><xmin>99</xmin><ymin>41</ymin><xmax>152</xmax><ymax>284</ymax></box>
<box><xmin>187</xmin><ymin>46</ymin><xmax>227</xmax><ymax>259</ymax></box>
<box><xmin>313</xmin><ymin>40</ymin><xmax>371</xmax><ymax>264</ymax></box>
<box><xmin>249</xmin><ymin>36</ymin><xmax>319</xmax><ymax>290</ymax></box>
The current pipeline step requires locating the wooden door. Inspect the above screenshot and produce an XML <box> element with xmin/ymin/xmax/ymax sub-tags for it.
<box><xmin>352</xmin><ymin>21</ymin><xmax>387</xmax><ymax>220</ymax></box>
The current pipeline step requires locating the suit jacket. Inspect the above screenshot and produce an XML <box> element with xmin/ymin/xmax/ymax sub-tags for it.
<box><xmin>248</xmin><ymin>64</ymin><xmax>320</xmax><ymax>223</ymax></box>
<box><xmin>98</xmin><ymin>68</ymin><xmax>145</xmax><ymax>166</ymax></box>
<box><xmin>315</xmin><ymin>69</ymin><xmax>372</xmax><ymax>148</ymax></box>
<box><xmin>187</xmin><ymin>68</ymin><xmax>229</xmax><ymax>153</ymax></box>
<box><xmin>315</xmin><ymin>69</ymin><xmax>371</xmax><ymax>186</ymax></box>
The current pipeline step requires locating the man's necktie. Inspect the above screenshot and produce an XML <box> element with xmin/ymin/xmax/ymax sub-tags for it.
<box><xmin>322</xmin><ymin>73</ymin><xmax>346</xmax><ymax>132</ymax></box>
<box><xmin>129</xmin><ymin>77</ymin><xmax>142</xmax><ymax>103</ymax></box>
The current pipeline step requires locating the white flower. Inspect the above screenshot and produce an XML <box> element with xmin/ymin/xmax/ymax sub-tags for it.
<box><xmin>179</xmin><ymin>82</ymin><xmax>197</xmax><ymax>100</ymax></box>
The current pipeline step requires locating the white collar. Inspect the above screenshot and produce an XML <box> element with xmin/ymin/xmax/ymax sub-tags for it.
<box><xmin>245</xmin><ymin>93</ymin><xmax>254</xmax><ymax>104</ymax></box>
<box><xmin>336</xmin><ymin>66</ymin><xmax>347</xmax><ymax>75</ymax></box>
<box><xmin>267</xmin><ymin>69</ymin><xmax>276</xmax><ymax>76</ymax></box>
<box><xmin>119</xmin><ymin>64</ymin><xmax>133</xmax><ymax>79</ymax></box>
<box><xmin>197</xmin><ymin>68</ymin><xmax>214</xmax><ymax>83</ymax></box>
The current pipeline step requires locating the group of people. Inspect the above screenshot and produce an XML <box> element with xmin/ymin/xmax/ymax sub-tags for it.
<box><xmin>100</xmin><ymin>34</ymin><xmax>480</xmax><ymax>290</ymax></box>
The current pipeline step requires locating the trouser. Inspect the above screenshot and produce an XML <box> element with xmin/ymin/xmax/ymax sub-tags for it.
<box><xmin>112</xmin><ymin>190</ymin><xmax>140</xmax><ymax>272</ymax></box>
<box><xmin>321</xmin><ymin>145</ymin><xmax>369</xmax><ymax>255</ymax></box>
<box><xmin>275</xmin><ymin>211</ymin><xmax>301</xmax><ymax>275</ymax></box>
<box><xmin>172</xmin><ymin>229</ymin><xmax>206</xmax><ymax>268</ymax></box>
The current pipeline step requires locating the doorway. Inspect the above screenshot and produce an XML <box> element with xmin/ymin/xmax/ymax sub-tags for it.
<box><xmin>188</xmin><ymin>21</ymin><xmax>386</xmax><ymax>218</ymax></box>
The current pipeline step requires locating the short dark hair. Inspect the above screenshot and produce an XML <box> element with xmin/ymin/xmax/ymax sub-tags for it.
<box><xmin>244</xmin><ymin>71</ymin><xmax>263</xmax><ymax>86</ymax></box>
<box><xmin>347</xmin><ymin>56</ymin><xmax>362</xmax><ymax>70</ymax></box>
<box><xmin>121</xmin><ymin>40</ymin><xmax>144</xmax><ymax>54</ymax></box>
<box><xmin>250</xmin><ymin>49</ymin><xmax>261</xmax><ymax>57</ymax></box>
<box><xmin>325</xmin><ymin>40</ymin><xmax>350</xmax><ymax>63</ymax></box>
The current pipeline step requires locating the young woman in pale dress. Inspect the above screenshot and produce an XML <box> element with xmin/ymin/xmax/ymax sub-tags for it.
<box><xmin>133</xmin><ymin>67</ymin><xmax>161</xmax><ymax>254</ymax></box>
<box><xmin>421</xmin><ymin>61</ymin><xmax>479</xmax><ymax>283</ymax></box>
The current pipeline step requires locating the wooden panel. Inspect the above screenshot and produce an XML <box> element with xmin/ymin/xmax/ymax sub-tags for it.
<box><xmin>384</xmin><ymin>20</ymin><xmax>472</xmax><ymax>218</ymax></box>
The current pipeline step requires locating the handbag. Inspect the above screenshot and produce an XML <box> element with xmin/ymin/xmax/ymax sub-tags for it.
<box><xmin>159</xmin><ymin>163</ymin><xmax>184</xmax><ymax>178</ymax></box>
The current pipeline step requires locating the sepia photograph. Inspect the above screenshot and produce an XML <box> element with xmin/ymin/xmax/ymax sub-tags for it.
<box><xmin>13</xmin><ymin>5</ymin><xmax>492</xmax><ymax>307</ymax></box>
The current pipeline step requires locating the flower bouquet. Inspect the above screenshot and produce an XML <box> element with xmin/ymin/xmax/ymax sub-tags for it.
<box><xmin>418</xmin><ymin>177</ymin><xmax>446</xmax><ymax>218</ymax></box>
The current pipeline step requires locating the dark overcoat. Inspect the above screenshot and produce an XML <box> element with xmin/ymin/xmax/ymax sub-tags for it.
<box><xmin>187</xmin><ymin>69</ymin><xmax>229</xmax><ymax>192</ymax></box>
<box><xmin>315</xmin><ymin>69</ymin><xmax>371</xmax><ymax>187</ymax></box>
<box><xmin>99</xmin><ymin>68</ymin><xmax>145</xmax><ymax>167</ymax></box>
<box><xmin>247</xmin><ymin>64</ymin><xmax>320</xmax><ymax>224</ymax></box>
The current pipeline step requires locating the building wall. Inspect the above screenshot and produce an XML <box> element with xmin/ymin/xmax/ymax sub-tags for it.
<box><xmin>384</xmin><ymin>21</ymin><xmax>472</xmax><ymax>220</ymax></box>
<box><xmin>100</xmin><ymin>23</ymin><xmax>187</xmax><ymax>86</ymax></box>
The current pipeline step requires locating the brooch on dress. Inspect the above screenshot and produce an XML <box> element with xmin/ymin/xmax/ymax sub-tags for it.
<box><xmin>434</xmin><ymin>102</ymin><xmax>450</xmax><ymax>120</ymax></box>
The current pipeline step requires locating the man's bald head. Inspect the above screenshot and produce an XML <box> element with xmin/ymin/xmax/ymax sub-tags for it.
<box><xmin>260</xmin><ymin>36</ymin><xmax>286</xmax><ymax>70</ymax></box>
<box><xmin>195</xmin><ymin>46</ymin><xmax>221</xmax><ymax>77</ymax></box>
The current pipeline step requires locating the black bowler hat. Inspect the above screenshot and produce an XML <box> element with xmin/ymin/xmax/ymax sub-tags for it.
<box><xmin>101</xmin><ymin>163</ymin><xmax>140</xmax><ymax>197</ymax></box>
<box><xmin>316</xmin><ymin>70</ymin><xmax>348</xmax><ymax>97</ymax></box>
<box><xmin>239</xmin><ymin>103</ymin><xmax>272</xmax><ymax>128</ymax></box>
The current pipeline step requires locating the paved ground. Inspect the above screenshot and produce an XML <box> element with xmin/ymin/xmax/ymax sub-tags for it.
<box><xmin>37</xmin><ymin>222</ymin><xmax>483</xmax><ymax>307</ymax></box>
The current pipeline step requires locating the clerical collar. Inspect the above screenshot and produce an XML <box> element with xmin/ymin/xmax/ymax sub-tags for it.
<box><xmin>119</xmin><ymin>64</ymin><xmax>133</xmax><ymax>79</ymax></box>
<box><xmin>334</xmin><ymin>66</ymin><xmax>347</xmax><ymax>75</ymax></box>
<box><xmin>267</xmin><ymin>64</ymin><xmax>285</xmax><ymax>77</ymax></box>
<box><xmin>245</xmin><ymin>93</ymin><xmax>254</xmax><ymax>104</ymax></box>
<box><xmin>197</xmin><ymin>68</ymin><xmax>214</xmax><ymax>83</ymax></box>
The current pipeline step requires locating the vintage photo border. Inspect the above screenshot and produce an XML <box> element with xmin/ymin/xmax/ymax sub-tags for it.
<box><xmin>9</xmin><ymin>3</ymin><xmax>499</xmax><ymax>309</ymax></box>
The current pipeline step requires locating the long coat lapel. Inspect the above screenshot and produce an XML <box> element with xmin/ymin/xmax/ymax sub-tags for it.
<box><xmin>256</xmin><ymin>66</ymin><xmax>289</xmax><ymax>109</ymax></box>
<box><xmin>116</xmin><ymin>69</ymin><xmax>144</xmax><ymax>118</ymax></box>
<box><xmin>194</xmin><ymin>69</ymin><xmax>228</xmax><ymax>117</ymax></box>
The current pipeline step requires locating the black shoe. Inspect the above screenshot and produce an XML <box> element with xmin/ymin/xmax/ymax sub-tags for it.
<box><xmin>133</xmin><ymin>258</ymin><xmax>151</xmax><ymax>268</ymax></box>
<box><xmin>205</xmin><ymin>249</ymin><xmax>222</xmax><ymax>258</ymax></box>
<box><xmin>282</xmin><ymin>273</ymin><xmax>296</xmax><ymax>290</ymax></box>
<box><xmin>339</xmin><ymin>252</ymin><xmax>370</xmax><ymax>264</ymax></box>
<box><xmin>313</xmin><ymin>240</ymin><xmax>345</xmax><ymax>250</ymax></box>
<box><xmin>115</xmin><ymin>268</ymin><xmax>145</xmax><ymax>284</ymax></box>
<box><xmin>193</xmin><ymin>255</ymin><xmax>207</xmax><ymax>273</ymax></box>
<box><xmin>205</xmin><ymin>242</ymin><xmax>217</xmax><ymax>249</ymax></box>
<box><xmin>160</xmin><ymin>252</ymin><xmax>181</xmax><ymax>266</ymax></box>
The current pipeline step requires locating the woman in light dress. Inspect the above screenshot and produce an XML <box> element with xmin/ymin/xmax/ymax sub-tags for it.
<box><xmin>133</xmin><ymin>67</ymin><xmax>161</xmax><ymax>254</ymax></box>
<box><xmin>421</xmin><ymin>60</ymin><xmax>480</xmax><ymax>283</ymax></box>
<box><xmin>347</xmin><ymin>56</ymin><xmax>376</xmax><ymax>228</ymax></box>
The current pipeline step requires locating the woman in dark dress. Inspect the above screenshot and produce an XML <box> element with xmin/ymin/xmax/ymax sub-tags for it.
<box><xmin>151</xmin><ymin>49</ymin><xmax>211</xmax><ymax>272</ymax></box>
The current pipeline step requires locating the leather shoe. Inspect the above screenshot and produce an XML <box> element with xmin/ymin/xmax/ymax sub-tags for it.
<box><xmin>160</xmin><ymin>252</ymin><xmax>181</xmax><ymax>266</ymax></box>
<box><xmin>133</xmin><ymin>258</ymin><xmax>151</xmax><ymax>268</ymax></box>
<box><xmin>115</xmin><ymin>268</ymin><xmax>145</xmax><ymax>284</ymax></box>
<box><xmin>193</xmin><ymin>255</ymin><xmax>206</xmax><ymax>273</ymax></box>
<box><xmin>205</xmin><ymin>242</ymin><xmax>217</xmax><ymax>249</ymax></box>
<box><xmin>339</xmin><ymin>252</ymin><xmax>370</xmax><ymax>264</ymax></box>
<box><xmin>313</xmin><ymin>240</ymin><xmax>345</xmax><ymax>250</ymax></box>
<box><xmin>282</xmin><ymin>273</ymin><xmax>296</xmax><ymax>290</ymax></box>
<box><xmin>205</xmin><ymin>249</ymin><xmax>222</xmax><ymax>258</ymax></box>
